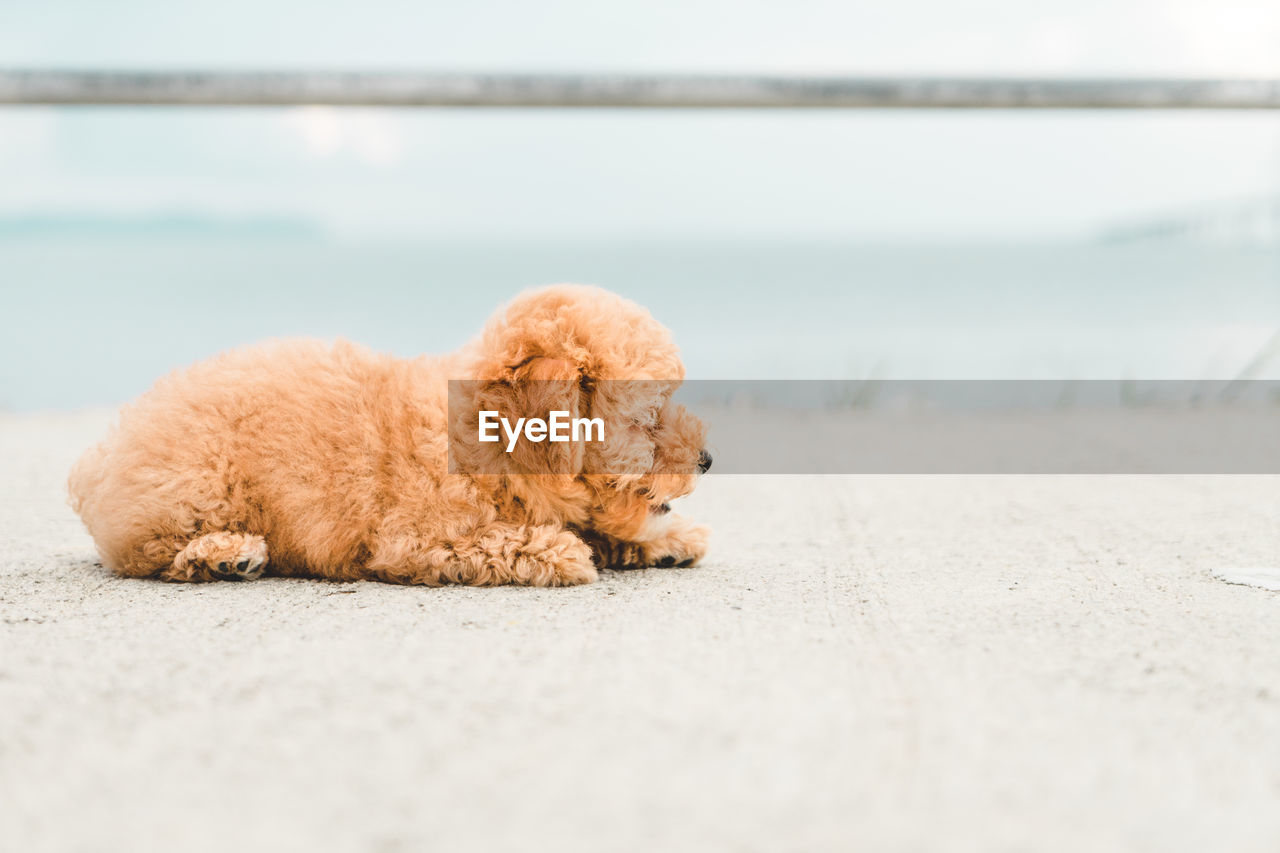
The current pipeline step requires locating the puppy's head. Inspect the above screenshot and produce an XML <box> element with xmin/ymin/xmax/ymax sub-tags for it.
<box><xmin>459</xmin><ymin>284</ymin><xmax>709</xmax><ymax>537</ymax></box>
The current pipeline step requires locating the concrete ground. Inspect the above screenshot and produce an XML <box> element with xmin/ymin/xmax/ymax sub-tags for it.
<box><xmin>2</xmin><ymin>411</ymin><xmax>1279</xmax><ymax>852</ymax></box>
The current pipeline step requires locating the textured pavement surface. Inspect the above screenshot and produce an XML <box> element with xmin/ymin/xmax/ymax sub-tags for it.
<box><xmin>2</xmin><ymin>411</ymin><xmax>1279</xmax><ymax>852</ymax></box>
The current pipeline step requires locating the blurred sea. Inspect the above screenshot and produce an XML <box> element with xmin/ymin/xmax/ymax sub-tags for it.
<box><xmin>2</xmin><ymin>237</ymin><xmax>1277</xmax><ymax>411</ymax></box>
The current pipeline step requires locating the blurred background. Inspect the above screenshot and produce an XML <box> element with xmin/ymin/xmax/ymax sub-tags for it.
<box><xmin>2</xmin><ymin>0</ymin><xmax>1279</xmax><ymax>411</ymax></box>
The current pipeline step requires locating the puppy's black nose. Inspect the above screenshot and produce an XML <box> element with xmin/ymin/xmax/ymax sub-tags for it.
<box><xmin>697</xmin><ymin>449</ymin><xmax>712</xmax><ymax>473</ymax></box>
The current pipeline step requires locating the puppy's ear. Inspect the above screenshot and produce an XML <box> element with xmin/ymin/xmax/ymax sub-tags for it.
<box><xmin>478</xmin><ymin>357</ymin><xmax>584</xmax><ymax>476</ymax></box>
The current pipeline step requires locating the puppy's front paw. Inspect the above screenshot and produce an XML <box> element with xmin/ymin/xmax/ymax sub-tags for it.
<box><xmin>648</xmin><ymin>518</ymin><xmax>709</xmax><ymax>568</ymax></box>
<box><xmin>544</xmin><ymin>530</ymin><xmax>599</xmax><ymax>586</ymax></box>
<box><xmin>590</xmin><ymin>516</ymin><xmax>709</xmax><ymax>570</ymax></box>
<box><xmin>514</xmin><ymin>528</ymin><xmax>598</xmax><ymax>586</ymax></box>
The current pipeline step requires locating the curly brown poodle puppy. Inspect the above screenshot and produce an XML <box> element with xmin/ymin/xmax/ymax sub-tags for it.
<box><xmin>68</xmin><ymin>285</ymin><xmax>711</xmax><ymax>586</ymax></box>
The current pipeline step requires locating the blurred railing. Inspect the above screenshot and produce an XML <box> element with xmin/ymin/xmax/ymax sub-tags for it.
<box><xmin>2</xmin><ymin>71</ymin><xmax>1280</xmax><ymax>108</ymax></box>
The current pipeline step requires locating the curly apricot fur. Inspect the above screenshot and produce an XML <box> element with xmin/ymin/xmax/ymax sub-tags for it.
<box><xmin>68</xmin><ymin>285</ymin><xmax>709</xmax><ymax>586</ymax></box>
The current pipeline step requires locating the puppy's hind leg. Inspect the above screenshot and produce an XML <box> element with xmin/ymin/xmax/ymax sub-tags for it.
<box><xmin>162</xmin><ymin>532</ymin><xmax>269</xmax><ymax>582</ymax></box>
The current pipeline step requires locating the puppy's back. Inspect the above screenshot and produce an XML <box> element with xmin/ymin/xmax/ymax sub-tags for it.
<box><xmin>68</xmin><ymin>338</ymin><xmax>425</xmax><ymax>575</ymax></box>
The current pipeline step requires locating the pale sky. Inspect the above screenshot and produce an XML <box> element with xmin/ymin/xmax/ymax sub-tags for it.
<box><xmin>2</xmin><ymin>0</ymin><xmax>1279</xmax><ymax>241</ymax></box>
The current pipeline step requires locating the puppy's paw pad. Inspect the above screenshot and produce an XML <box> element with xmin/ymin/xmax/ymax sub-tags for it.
<box><xmin>646</xmin><ymin>521</ymin><xmax>709</xmax><ymax>569</ymax></box>
<box><xmin>213</xmin><ymin>552</ymin><xmax>267</xmax><ymax>580</ymax></box>
<box><xmin>174</xmin><ymin>532</ymin><xmax>269</xmax><ymax>582</ymax></box>
<box><xmin>233</xmin><ymin>538</ymin><xmax>268</xmax><ymax>579</ymax></box>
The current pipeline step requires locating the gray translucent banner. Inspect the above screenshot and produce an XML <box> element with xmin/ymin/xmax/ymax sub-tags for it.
<box><xmin>449</xmin><ymin>380</ymin><xmax>1280</xmax><ymax>474</ymax></box>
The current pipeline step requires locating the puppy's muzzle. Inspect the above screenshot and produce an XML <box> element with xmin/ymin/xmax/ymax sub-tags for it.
<box><xmin>697</xmin><ymin>449</ymin><xmax>713</xmax><ymax>474</ymax></box>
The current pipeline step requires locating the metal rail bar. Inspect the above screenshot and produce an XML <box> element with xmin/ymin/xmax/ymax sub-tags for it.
<box><xmin>2</xmin><ymin>71</ymin><xmax>1280</xmax><ymax>109</ymax></box>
